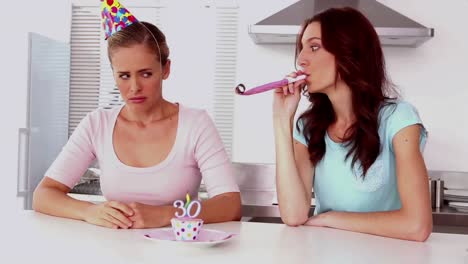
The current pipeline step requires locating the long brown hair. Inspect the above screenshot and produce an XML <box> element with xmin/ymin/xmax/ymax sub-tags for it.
<box><xmin>296</xmin><ymin>7</ymin><xmax>398</xmax><ymax>177</ymax></box>
<box><xmin>107</xmin><ymin>21</ymin><xmax>170</xmax><ymax>66</ymax></box>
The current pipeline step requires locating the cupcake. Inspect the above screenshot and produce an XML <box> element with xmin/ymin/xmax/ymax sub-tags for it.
<box><xmin>171</xmin><ymin>194</ymin><xmax>203</xmax><ymax>241</ymax></box>
<box><xmin>170</xmin><ymin>217</ymin><xmax>203</xmax><ymax>241</ymax></box>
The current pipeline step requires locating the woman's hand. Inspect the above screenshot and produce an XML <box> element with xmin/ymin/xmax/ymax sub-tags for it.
<box><xmin>273</xmin><ymin>71</ymin><xmax>306</xmax><ymax>121</ymax></box>
<box><xmin>128</xmin><ymin>202</ymin><xmax>171</xmax><ymax>229</ymax></box>
<box><xmin>83</xmin><ymin>201</ymin><xmax>134</xmax><ymax>229</ymax></box>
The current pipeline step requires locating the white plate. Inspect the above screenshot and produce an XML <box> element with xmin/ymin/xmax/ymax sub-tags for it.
<box><xmin>448</xmin><ymin>202</ymin><xmax>468</xmax><ymax>213</ymax></box>
<box><xmin>445</xmin><ymin>196</ymin><xmax>468</xmax><ymax>203</ymax></box>
<box><xmin>445</xmin><ymin>189</ymin><xmax>468</xmax><ymax>197</ymax></box>
<box><xmin>143</xmin><ymin>228</ymin><xmax>236</xmax><ymax>248</ymax></box>
<box><xmin>448</xmin><ymin>202</ymin><xmax>468</xmax><ymax>207</ymax></box>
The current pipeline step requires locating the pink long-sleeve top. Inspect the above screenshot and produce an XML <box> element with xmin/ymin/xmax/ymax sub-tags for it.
<box><xmin>45</xmin><ymin>104</ymin><xmax>239</xmax><ymax>205</ymax></box>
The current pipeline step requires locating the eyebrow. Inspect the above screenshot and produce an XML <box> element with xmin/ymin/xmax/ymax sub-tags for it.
<box><xmin>117</xmin><ymin>68</ymin><xmax>152</xmax><ymax>74</ymax></box>
<box><xmin>303</xmin><ymin>37</ymin><xmax>321</xmax><ymax>43</ymax></box>
<box><xmin>117</xmin><ymin>68</ymin><xmax>153</xmax><ymax>74</ymax></box>
<box><xmin>306</xmin><ymin>37</ymin><xmax>322</xmax><ymax>41</ymax></box>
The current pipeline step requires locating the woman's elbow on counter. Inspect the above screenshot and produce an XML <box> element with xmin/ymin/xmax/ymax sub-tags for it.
<box><xmin>281</xmin><ymin>214</ymin><xmax>308</xmax><ymax>227</ymax></box>
<box><xmin>31</xmin><ymin>188</ymin><xmax>42</xmax><ymax>212</ymax></box>
<box><xmin>229</xmin><ymin>201</ymin><xmax>242</xmax><ymax>221</ymax></box>
<box><xmin>407</xmin><ymin>219</ymin><xmax>433</xmax><ymax>242</ymax></box>
<box><xmin>31</xmin><ymin>185</ymin><xmax>54</xmax><ymax>212</ymax></box>
<box><xmin>223</xmin><ymin>192</ymin><xmax>242</xmax><ymax>221</ymax></box>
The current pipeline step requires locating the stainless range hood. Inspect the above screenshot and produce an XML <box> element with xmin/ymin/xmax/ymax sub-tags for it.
<box><xmin>248</xmin><ymin>0</ymin><xmax>434</xmax><ymax>47</ymax></box>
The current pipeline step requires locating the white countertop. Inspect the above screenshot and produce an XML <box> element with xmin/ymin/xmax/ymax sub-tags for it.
<box><xmin>3</xmin><ymin>211</ymin><xmax>468</xmax><ymax>264</ymax></box>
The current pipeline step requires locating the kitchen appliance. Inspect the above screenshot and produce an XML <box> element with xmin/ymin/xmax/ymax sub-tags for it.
<box><xmin>248</xmin><ymin>0</ymin><xmax>434</xmax><ymax>47</ymax></box>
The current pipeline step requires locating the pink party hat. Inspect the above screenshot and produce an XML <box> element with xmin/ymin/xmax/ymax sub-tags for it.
<box><xmin>101</xmin><ymin>0</ymin><xmax>138</xmax><ymax>39</ymax></box>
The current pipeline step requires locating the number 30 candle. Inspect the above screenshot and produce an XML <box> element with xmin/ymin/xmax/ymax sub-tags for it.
<box><xmin>173</xmin><ymin>193</ymin><xmax>201</xmax><ymax>218</ymax></box>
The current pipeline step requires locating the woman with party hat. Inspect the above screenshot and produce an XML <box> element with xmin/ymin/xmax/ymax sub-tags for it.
<box><xmin>32</xmin><ymin>0</ymin><xmax>241</xmax><ymax>229</ymax></box>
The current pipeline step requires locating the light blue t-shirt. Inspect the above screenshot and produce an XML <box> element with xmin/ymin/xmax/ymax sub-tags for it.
<box><xmin>293</xmin><ymin>101</ymin><xmax>427</xmax><ymax>215</ymax></box>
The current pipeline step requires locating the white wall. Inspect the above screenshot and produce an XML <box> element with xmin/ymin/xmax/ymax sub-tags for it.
<box><xmin>0</xmin><ymin>0</ymin><xmax>72</xmax><ymax>211</ymax></box>
<box><xmin>232</xmin><ymin>0</ymin><xmax>468</xmax><ymax>172</ymax></box>
<box><xmin>379</xmin><ymin>0</ymin><xmax>468</xmax><ymax>172</ymax></box>
<box><xmin>232</xmin><ymin>0</ymin><xmax>297</xmax><ymax>164</ymax></box>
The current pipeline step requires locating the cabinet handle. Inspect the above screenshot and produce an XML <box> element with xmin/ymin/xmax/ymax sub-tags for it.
<box><xmin>17</xmin><ymin>128</ymin><xmax>29</xmax><ymax>197</ymax></box>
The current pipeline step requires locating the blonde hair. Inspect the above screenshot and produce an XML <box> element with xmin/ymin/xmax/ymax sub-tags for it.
<box><xmin>107</xmin><ymin>21</ymin><xmax>170</xmax><ymax>66</ymax></box>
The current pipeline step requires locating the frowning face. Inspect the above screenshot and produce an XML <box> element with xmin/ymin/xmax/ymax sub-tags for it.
<box><xmin>110</xmin><ymin>43</ymin><xmax>170</xmax><ymax>108</ymax></box>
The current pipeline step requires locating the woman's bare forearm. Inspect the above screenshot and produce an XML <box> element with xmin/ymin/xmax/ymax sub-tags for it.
<box><xmin>149</xmin><ymin>192</ymin><xmax>242</xmax><ymax>227</ymax></box>
<box><xmin>32</xmin><ymin>186</ymin><xmax>93</xmax><ymax>221</ymax></box>
<box><xmin>198</xmin><ymin>192</ymin><xmax>242</xmax><ymax>223</ymax></box>
<box><xmin>307</xmin><ymin>210</ymin><xmax>432</xmax><ymax>242</ymax></box>
<box><xmin>274</xmin><ymin>117</ymin><xmax>310</xmax><ymax>225</ymax></box>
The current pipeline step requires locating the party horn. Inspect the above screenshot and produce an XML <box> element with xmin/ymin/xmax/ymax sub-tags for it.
<box><xmin>235</xmin><ymin>75</ymin><xmax>307</xmax><ymax>96</ymax></box>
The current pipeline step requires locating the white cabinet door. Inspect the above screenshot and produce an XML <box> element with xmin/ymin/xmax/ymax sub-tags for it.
<box><xmin>17</xmin><ymin>33</ymin><xmax>70</xmax><ymax>210</ymax></box>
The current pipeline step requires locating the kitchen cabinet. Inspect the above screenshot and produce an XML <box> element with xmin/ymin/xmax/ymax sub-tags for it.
<box><xmin>16</xmin><ymin>33</ymin><xmax>70</xmax><ymax>209</ymax></box>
